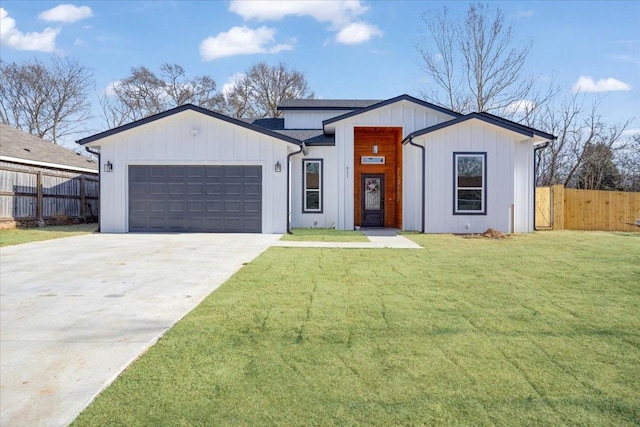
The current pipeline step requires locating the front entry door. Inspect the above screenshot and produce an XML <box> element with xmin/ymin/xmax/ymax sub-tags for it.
<box><xmin>361</xmin><ymin>175</ymin><xmax>385</xmax><ymax>227</ymax></box>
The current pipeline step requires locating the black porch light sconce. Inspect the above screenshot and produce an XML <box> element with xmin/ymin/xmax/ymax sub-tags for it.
<box><xmin>104</xmin><ymin>161</ymin><xmax>113</xmax><ymax>172</ymax></box>
<box><xmin>275</xmin><ymin>161</ymin><xmax>282</xmax><ymax>173</ymax></box>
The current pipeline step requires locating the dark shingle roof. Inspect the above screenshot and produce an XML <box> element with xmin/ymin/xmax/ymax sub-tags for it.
<box><xmin>0</xmin><ymin>124</ymin><xmax>98</xmax><ymax>172</ymax></box>
<box><xmin>278</xmin><ymin>99</ymin><xmax>382</xmax><ymax>110</ymax></box>
<box><xmin>251</xmin><ymin>118</ymin><xmax>334</xmax><ymax>145</ymax></box>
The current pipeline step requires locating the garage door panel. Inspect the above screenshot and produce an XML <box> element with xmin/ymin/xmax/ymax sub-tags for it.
<box><xmin>206</xmin><ymin>183</ymin><xmax>223</xmax><ymax>195</ymax></box>
<box><xmin>243</xmin><ymin>183</ymin><xmax>261</xmax><ymax>196</ymax></box>
<box><xmin>206</xmin><ymin>201</ymin><xmax>223</xmax><ymax>213</ymax></box>
<box><xmin>168</xmin><ymin>183</ymin><xmax>185</xmax><ymax>195</ymax></box>
<box><xmin>224</xmin><ymin>200</ymin><xmax>242</xmax><ymax>213</ymax></box>
<box><xmin>224</xmin><ymin>166</ymin><xmax>243</xmax><ymax>179</ymax></box>
<box><xmin>187</xmin><ymin>183</ymin><xmax>204</xmax><ymax>195</ymax></box>
<box><xmin>187</xmin><ymin>201</ymin><xmax>204</xmax><ymax>213</ymax></box>
<box><xmin>149</xmin><ymin>200</ymin><xmax>168</xmax><ymax>213</ymax></box>
<box><xmin>149</xmin><ymin>167</ymin><xmax>167</xmax><ymax>178</ymax></box>
<box><xmin>129</xmin><ymin>165</ymin><xmax>261</xmax><ymax>233</ymax></box>
<box><xmin>206</xmin><ymin>167</ymin><xmax>224</xmax><ymax>178</ymax></box>
<box><xmin>168</xmin><ymin>201</ymin><xmax>185</xmax><ymax>213</ymax></box>
<box><xmin>244</xmin><ymin>200</ymin><xmax>260</xmax><ymax>213</ymax></box>
<box><xmin>168</xmin><ymin>167</ymin><xmax>184</xmax><ymax>178</ymax></box>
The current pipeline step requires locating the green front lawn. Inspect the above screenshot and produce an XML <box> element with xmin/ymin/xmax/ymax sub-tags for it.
<box><xmin>281</xmin><ymin>227</ymin><xmax>369</xmax><ymax>242</ymax></box>
<box><xmin>73</xmin><ymin>231</ymin><xmax>640</xmax><ymax>426</ymax></box>
<box><xmin>0</xmin><ymin>223</ymin><xmax>98</xmax><ymax>247</ymax></box>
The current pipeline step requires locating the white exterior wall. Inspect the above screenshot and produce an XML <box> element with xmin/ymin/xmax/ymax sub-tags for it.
<box><xmin>289</xmin><ymin>146</ymin><xmax>338</xmax><ymax>228</ymax></box>
<box><xmin>92</xmin><ymin>110</ymin><xmax>295</xmax><ymax>233</ymax></box>
<box><xmin>283</xmin><ymin>110</ymin><xmax>354</xmax><ymax>129</ymax></box>
<box><xmin>329</xmin><ymin>100</ymin><xmax>457</xmax><ymax>230</ymax></box>
<box><xmin>413</xmin><ymin>120</ymin><xmax>535</xmax><ymax>234</ymax></box>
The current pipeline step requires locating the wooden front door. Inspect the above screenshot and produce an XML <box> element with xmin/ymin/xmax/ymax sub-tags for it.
<box><xmin>361</xmin><ymin>175</ymin><xmax>385</xmax><ymax>227</ymax></box>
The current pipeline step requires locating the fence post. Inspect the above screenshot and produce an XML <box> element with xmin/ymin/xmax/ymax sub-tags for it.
<box><xmin>36</xmin><ymin>171</ymin><xmax>44</xmax><ymax>227</ymax></box>
<box><xmin>80</xmin><ymin>176</ymin><xmax>86</xmax><ymax>220</ymax></box>
<box><xmin>552</xmin><ymin>184</ymin><xmax>564</xmax><ymax>230</ymax></box>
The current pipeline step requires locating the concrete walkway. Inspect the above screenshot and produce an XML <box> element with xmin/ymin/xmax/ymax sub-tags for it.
<box><xmin>272</xmin><ymin>228</ymin><xmax>422</xmax><ymax>249</ymax></box>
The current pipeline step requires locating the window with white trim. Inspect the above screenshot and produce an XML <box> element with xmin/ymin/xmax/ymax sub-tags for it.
<box><xmin>303</xmin><ymin>159</ymin><xmax>322</xmax><ymax>213</ymax></box>
<box><xmin>454</xmin><ymin>153</ymin><xmax>486</xmax><ymax>214</ymax></box>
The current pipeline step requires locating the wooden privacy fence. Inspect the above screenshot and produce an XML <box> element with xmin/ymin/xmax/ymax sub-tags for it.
<box><xmin>0</xmin><ymin>163</ymin><xmax>99</xmax><ymax>226</ymax></box>
<box><xmin>535</xmin><ymin>185</ymin><xmax>640</xmax><ymax>232</ymax></box>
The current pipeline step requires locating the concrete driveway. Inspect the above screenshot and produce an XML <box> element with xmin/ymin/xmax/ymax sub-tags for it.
<box><xmin>0</xmin><ymin>232</ymin><xmax>280</xmax><ymax>427</ymax></box>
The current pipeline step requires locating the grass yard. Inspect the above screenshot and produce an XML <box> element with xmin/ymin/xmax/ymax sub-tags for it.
<box><xmin>73</xmin><ymin>231</ymin><xmax>640</xmax><ymax>426</ymax></box>
<box><xmin>281</xmin><ymin>227</ymin><xmax>369</xmax><ymax>242</ymax></box>
<box><xmin>0</xmin><ymin>223</ymin><xmax>98</xmax><ymax>247</ymax></box>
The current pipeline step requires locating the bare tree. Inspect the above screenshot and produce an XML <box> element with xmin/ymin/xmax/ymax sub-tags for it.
<box><xmin>416</xmin><ymin>3</ymin><xmax>534</xmax><ymax>114</ymax></box>
<box><xmin>100</xmin><ymin>64</ymin><xmax>224</xmax><ymax>128</ymax></box>
<box><xmin>534</xmin><ymin>93</ymin><xmax>632</xmax><ymax>188</ymax></box>
<box><xmin>617</xmin><ymin>133</ymin><xmax>640</xmax><ymax>191</ymax></box>
<box><xmin>223</xmin><ymin>62</ymin><xmax>313</xmax><ymax>119</ymax></box>
<box><xmin>0</xmin><ymin>56</ymin><xmax>94</xmax><ymax>143</ymax></box>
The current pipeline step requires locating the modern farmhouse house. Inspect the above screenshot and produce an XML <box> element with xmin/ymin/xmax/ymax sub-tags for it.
<box><xmin>77</xmin><ymin>94</ymin><xmax>554</xmax><ymax>234</ymax></box>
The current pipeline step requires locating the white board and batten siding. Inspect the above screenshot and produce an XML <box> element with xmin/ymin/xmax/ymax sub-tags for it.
<box><xmin>283</xmin><ymin>111</ymin><xmax>354</xmax><ymax>130</ymax></box>
<box><xmin>290</xmin><ymin>146</ymin><xmax>338</xmax><ymax>229</ymax></box>
<box><xmin>413</xmin><ymin>119</ymin><xmax>535</xmax><ymax>234</ymax></box>
<box><xmin>326</xmin><ymin>99</ymin><xmax>458</xmax><ymax>231</ymax></box>
<box><xmin>92</xmin><ymin>110</ymin><xmax>294</xmax><ymax>233</ymax></box>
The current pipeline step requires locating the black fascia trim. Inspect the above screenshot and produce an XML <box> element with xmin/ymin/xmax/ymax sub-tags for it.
<box><xmin>304</xmin><ymin>141</ymin><xmax>336</xmax><ymax>146</ymax></box>
<box><xmin>411</xmin><ymin>113</ymin><xmax>546</xmax><ymax>140</ymax></box>
<box><xmin>477</xmin><ymin>111</ymin><xmax>557</xmax><ymax>140</ymax></box>
<box><xmin>322</xmin><ymin>94</ymin><xmax>462</xmax><ymax>126</ymax></box>
<box><xmin>76</xmin><ymin>104</ymin><xmax>302</xmax><ymax>146</ymax></box>
<box><xmin>302</xmin><ymin>158</ymin><xmax>323</xmax><ymax>214</ymax></box>
<box><xmin>453</xmin><ymin>152</ymin><xmax>487</xmax><ymax>216</ymax></box>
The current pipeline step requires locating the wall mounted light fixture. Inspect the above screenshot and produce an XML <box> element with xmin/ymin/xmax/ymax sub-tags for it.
<box><xmin>373</xmin><ymin>144</ymin><xmax>378</xmax><ymax>154</ymax></box>
<box><xmin>104</xmin><ymin>161</ymin><xmax>113</xmax><ymax>172</ymax></box>
<box><xmin>275</xmin><ymin>161</ymin><xmax>282</xmax><ymax>172</ymax></box>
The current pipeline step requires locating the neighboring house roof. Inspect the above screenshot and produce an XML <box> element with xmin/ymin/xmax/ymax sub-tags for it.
<box><xmin>0</xmin><ymin>124</ymin><xmax>98</xmax><ymax>173</ymax></box>
<box><xmin>323</xmin><ymin>94</ymin><xmax>462</xmax><ymax>127</ymax></box>
<box><xmin>251</xmin><ymin>118</ymin><xmax>334</xmax><ymax>145</ymax></box>
<box><xmin>76</xmin><ymin>104</ymin><xmax>303</xmax><ymax>146</ymax></box>
<box><xmin>278</xmin><ymin>99</ymin><xmax>382</xmax><ymax>110</ymax></box>
<box><xmin>409</xmin><ymin>112</ymin><xmax>556</xmax><ymax>142</ymax></box>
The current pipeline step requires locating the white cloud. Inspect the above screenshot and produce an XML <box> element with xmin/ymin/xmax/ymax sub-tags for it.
<box><xmin>336</xmin><ymin>21</ymin><xmax>382</xmax><ymax>45</ymax></box>
<box><xmin>0</xmin><ymin>8</ymin><xmax>59</xmax><ymax>52</ymax></box>
<box><xmin>38</xmin><ymin>4</ymin><xmax>93</xmax><ymax>23</ymax></box>
<box><xmin>621</xmin><ymin>128</ymin><xmax>640</xmax><ymax>138</ymax></box>
<box><xmin>221</xmin><ymin>73</ymin><xmax>245</xmax><ymax>95</ymax></box>
<box><xmin>572</xmin><ymin>76</ymin><xmax>631</xmax><ymax>93</ymax></box>
<box><xmin>229</xmin><ymin>0</ymin><xmax>379</xmax><ymax>45</ymax></box>
<box><xmin>517</xmin><ymin>10</ymin><xmax>534</xmax><ymax>18</ymax></box>
<box><xmin>229</xmin><ymin>0</ymin><xmax>368</xmax><ymax>27</ymax></box>
<box><xmin>199</xmin><ymin>26</ymin><xmax>293</xmax><ymax>61</ymax></box>
<box><xmin>505</xmin><ymin>99</ymin><xmax>536</xmax><ymax>115</ymax></box>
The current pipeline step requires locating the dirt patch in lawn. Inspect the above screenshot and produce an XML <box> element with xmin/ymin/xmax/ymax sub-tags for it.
<box><xmin>462</xmin><ymin>228</ymin><xmax>508</xmax><ymax>239</ymax></box>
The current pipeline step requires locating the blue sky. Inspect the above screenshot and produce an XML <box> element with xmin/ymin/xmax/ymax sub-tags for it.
<box><xmin>1</xmin><ymin>0</ymin><xmax>639</xmax><ymax>142</ymax></box>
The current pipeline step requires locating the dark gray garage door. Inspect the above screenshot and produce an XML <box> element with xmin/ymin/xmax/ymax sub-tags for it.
<box><xmin>129</xmin><ymin>165</ymin><xmax>262</xmax><ymax>232</ymax></box>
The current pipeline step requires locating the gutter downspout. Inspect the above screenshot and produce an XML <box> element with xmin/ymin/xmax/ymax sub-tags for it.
<box><xmin>402</xmin><ymin>134</ymin><xmax>425</xmax><ymax>233</ymax></box>
<box><xmin>84</xmin><ymin>146</ymin><xmax>101</xmax><ymax>232</ymax></box>
<box><xmin>533</xmin><ymin>140</ymin><xmax>550</xmax><ymax>231</ymax></box>
<box><xmin>286</xmin><ymin>142</ymin><xmax>307</xmax><ymax>234</ymax></box>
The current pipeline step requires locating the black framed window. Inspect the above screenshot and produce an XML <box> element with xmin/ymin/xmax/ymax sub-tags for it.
<box><xmin>303</xmin><ymin>159</ymin><xmax>322</xmax><ymax>213</ymax></box>
<box><xmin>454</xmin><ymin>152</ymin><xmax>486</xmax><ymax>214</ymax></box>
